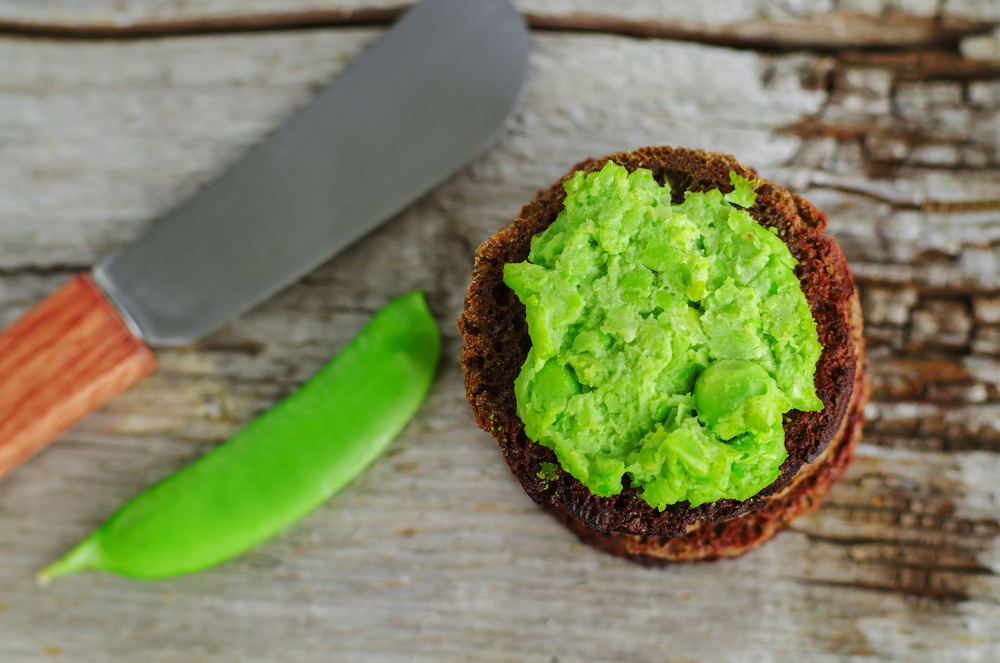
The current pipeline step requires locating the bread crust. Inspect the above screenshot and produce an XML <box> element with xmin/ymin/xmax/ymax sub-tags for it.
<box><xmin>459</xmin><ymin>146</ymin><xmax>859</xmax><ymax>539</ymax></box>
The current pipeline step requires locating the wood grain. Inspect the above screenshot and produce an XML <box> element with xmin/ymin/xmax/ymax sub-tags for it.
<box><xmin>0</xmin><ymin>274</ymin><xmax>157</xmax><ymax>480</ymax></box>
<box><xmin>0</xmin><ymin>0</ymin><xmax>994</xmax><ymax>51</ymax></box>
<box><xmin>0</xmin><ymin>8</ymin><xmax>999</xmax><ymax>663</ymax></box>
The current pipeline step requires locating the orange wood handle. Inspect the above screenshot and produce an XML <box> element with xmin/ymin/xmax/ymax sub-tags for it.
<box><xmin>0</xmin><ymin>273</ymin><xmax>158</xmax><ymax>480</ymax></box>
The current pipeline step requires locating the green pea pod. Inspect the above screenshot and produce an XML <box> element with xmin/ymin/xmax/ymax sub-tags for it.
<box><xmin>39</xmin><ymin>291</ymin><xmax>440</xmax><ymax>581</ymax></box>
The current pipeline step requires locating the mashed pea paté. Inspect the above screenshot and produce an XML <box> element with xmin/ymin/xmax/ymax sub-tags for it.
<box><xmin>503</xmin><ymin>161</ymin><xmax>823</xmax><ymax>509</ymax></box>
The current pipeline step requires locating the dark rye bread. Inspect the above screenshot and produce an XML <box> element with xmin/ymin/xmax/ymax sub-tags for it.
<box><xmin>459</xmin><ymin>146</ymin><xmax>858</xmax><ymax>539</ymax></box>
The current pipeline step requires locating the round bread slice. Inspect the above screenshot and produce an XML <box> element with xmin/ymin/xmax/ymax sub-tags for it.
<box><xmin>459</xmin><ymin>146</ymin><xmax>859</xmax><ymax>540</ymax></box>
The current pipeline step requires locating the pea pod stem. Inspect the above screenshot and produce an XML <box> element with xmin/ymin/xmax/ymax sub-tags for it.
<box><xmin>39</xmin><ymin>291</ymin><xmax>440</xmax><ymax>582</ymax></box>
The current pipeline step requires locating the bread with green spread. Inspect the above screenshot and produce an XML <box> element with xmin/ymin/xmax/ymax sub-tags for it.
<box><xmin>459</xmin><ymin>146</ymin><xmax>864</xmax><ymax>551</ymax></box>
<box><xmin>553</xmin><ymin>290</ymin><xmax>867</xmax><ymax>563</ymax></box>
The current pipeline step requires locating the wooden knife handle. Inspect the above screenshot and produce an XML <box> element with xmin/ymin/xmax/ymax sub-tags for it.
<box><xmin>0</xmin><ymin>273</ymin><xmax>158</xmax><ymax>480</ymax></box>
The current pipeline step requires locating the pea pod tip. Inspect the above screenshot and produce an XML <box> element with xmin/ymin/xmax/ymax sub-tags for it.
<box><xmin>37</xmin><ymin>537</ymin><xmax>101</xmax><ymax>585</ymax></box>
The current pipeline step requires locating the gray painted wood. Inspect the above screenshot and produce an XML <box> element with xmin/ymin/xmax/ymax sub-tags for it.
<box><xmin>0</xmin><ymin>18</ymin><xmax>999</xmax><ymax>663</ymax></box>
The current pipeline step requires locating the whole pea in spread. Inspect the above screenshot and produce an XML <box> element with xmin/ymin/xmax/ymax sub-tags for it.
<box><xmin>503</xmin><ymin>162</ymin><xmax>823</xmax><ymax>509</ymax></box>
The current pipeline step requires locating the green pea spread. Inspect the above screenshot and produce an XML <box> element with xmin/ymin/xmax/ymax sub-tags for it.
<box><xmin>503</xmin><ymin>162</ymin><xmax>823</xmax><ymax>509</ymax></box>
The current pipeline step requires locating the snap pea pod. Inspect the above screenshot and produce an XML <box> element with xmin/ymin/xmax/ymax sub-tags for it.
<box><xmin>40</xmin><ymin>291</ymin><xmax>440</xmax><ymax>581</ymax></box>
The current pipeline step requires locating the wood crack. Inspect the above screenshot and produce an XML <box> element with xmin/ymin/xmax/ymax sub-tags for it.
<box><xmin>0</xmin><ymin>9</ymin><xmax>992</xmax><ymax>55</ymax></box>
<box><xmin>0</xmin><ymin>7</ymin><xmax>408</xmax><ymax>40</ymax></box>
<box><xmin>525</xmin><ymin>12</ymin><xmax>992</xmax><ymax>54</ymax></box>
<box><xmin>796</xmin><ymin>577</ymin><xmax>972</xmax><ymax>602</ymax></box>
<box><xmin>0</xmin><ymin>264</ymin><xmax>89</xmax><ymax>278</ymax></box>
<box><xmin>795</xmin><ymin>181</ymin><xmax>1000</xmax><ymax>216</ymax></box>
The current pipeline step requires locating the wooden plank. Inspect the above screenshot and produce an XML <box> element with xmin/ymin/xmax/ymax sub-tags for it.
<box><xmin>0</xmin><ymin>30</ymin><xmax>380</xmax><ymax>270</ymax></box>
<box><xmin>0</xmin><ymin>0</ymin><xmax>995</xmax><ymax>50</ymax></box>
<box><xmin>0</xmin><ymin>26</ymin><xmax>998</xmax><ymax>662</ymax></box>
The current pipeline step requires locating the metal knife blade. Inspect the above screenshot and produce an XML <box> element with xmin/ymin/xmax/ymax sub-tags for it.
<box><xmin>93</xmin><ymin>0</ymin><xmax>530</xmax><ymax>346</ymax></box>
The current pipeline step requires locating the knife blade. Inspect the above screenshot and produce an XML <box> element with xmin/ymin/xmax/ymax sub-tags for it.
<box><xmin>96</xmin><ymin>0</ymin><xmax>530</xmax><ymax>346</ymax></box>
<box><xmin>0</xmin><ymin>0</ymin><xmax>530</xmax><ymax>480</ymax></box>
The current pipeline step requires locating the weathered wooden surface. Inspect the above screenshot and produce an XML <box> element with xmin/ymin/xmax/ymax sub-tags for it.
<box><xmin>0</xmin><ymin>0</ymin><xmax>998</xmax><ymax>51</ymax></box>
<box><xmin>1</xmin><ymin>5</ymin><xmax>1000</xmax><ymax>661</ymax></box>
